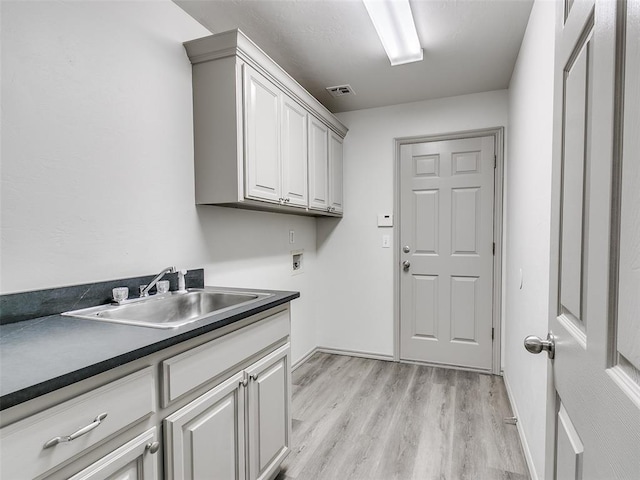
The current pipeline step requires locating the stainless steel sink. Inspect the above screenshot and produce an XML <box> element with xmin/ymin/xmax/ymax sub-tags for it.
<box><xmin>62</xmin><ymin>289</ymin><xmax>273</xmax><ymax>329</ymax></box>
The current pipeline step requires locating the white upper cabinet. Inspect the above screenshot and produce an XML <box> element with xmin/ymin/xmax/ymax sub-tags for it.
<box><xmin>308</xmin><ymin>116</ymin><xmax>329</xmax><ymax>211</ymax></box>
<box><xmin>244</xmin><ymin>65</ymin><xmax>281</xmax><ymax>204</ymax></box>
<box><xmin>329</xmin><ymin>131</ymin><xmax>344</xmax><ymax>214</ymax></box>
<box><xmin>280</xmin><ymin>94</ymin><xmax>308</xmax><ymax>207</ymax></box>
<box><xmin>308</xmin><ymin>119</ymin><xmax>344</xmax><ymax>214</ymax></box>
<box><xmin>184</xmin><ymin>29</ymin><xmax>347</xmax><ymax>216</ymax></box>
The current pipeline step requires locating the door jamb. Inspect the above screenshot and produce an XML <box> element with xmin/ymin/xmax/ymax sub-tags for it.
<box><xmin>393</xmin><ymin>127</ymin><xmax>505</xmax><ymax>375</ymax></box>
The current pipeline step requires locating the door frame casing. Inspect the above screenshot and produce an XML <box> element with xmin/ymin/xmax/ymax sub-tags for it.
<box><xmin>393</xmin><ymin>127</ymin><xmax>505</xmax><ymax>375</ymax></box>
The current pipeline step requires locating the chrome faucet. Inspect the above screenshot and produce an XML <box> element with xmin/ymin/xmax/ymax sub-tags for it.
<box><xmin>139</xmin><ymin>266</ymin><xmax>176</xmax><ymax>297</ymax></box>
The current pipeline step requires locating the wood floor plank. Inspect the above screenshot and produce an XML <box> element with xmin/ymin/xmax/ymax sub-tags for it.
<box><xmin>477</xmin><ymin>374</ymin><xmax>529</xmax><ymax>476</ymax></box>
<box><xmin>277</xmin><ymin>354</ymin><xmax>530</xmax><ymax>480</ymax></box>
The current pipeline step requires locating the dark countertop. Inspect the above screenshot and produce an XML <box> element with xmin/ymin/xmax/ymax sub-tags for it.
<box><xmin>0</xmin><ymin>287</ymin><xmax>299</xmax><ymax>411</ymax></box>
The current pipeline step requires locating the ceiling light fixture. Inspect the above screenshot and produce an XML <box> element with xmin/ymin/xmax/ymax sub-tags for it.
<box><xmin>362</xmin><ymin>0</ymin><xmax>423</xmax><ymax>66</ymax></box>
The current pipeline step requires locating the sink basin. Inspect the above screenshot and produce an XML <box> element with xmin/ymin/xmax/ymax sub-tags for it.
<box><xmin>62</xmin><ymin>289</ymin><xmax>273</xmax><ymax>329</ymax></box>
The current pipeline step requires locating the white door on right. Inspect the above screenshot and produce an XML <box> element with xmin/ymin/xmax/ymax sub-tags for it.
<box><xmin>399</xmin><ymin>135</ymin><xmax>495</xmax><ymax>370</ymax></box>
<box><xmin>542</xmin><ymin>0</ymin><xmax>640</xmax><ymax>478</ymax></box>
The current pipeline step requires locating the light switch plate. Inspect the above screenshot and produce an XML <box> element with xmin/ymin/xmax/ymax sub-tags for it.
<box><xmin>382</xmin><ymin>235</ymin><xmax>391</xmax><ymax>248</ymax></box>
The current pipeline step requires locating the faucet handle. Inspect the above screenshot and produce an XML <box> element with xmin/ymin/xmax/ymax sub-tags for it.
<box><xmin>177</xmin><ymin>269</ymin><xmax>188</xmax><ymax>293</ymax></box>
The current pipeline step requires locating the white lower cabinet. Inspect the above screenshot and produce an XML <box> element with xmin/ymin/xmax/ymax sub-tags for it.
<box><xmin>164</xmin><ymin>372</ymin><xmax>246</xmax><ymax>480</ymax></box>
<box><xmin>246</xmin><ymin>344</ymin><xmax>291</xmax><ymax>480</ymax></box>
<box><xmin>164</xmin><ymin>344</ymin><xmax>291</xmax><ymax>480</ymax></box>
<box><xmin>0</xmin><ymin>305</ymin><xmax>292</xmax><ymax>480</ymax></box>
<box><xmin>68</xmin><ymin>428</ymin><xmax>159</xmax><ymax>480</ymax></box>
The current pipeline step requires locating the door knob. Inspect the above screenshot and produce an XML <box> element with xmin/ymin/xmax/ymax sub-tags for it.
<box><xmin>403</xmin><ymin>245</ymin><xmax>411</xmax><ymax>253</ymax></box>
<box><xmin>402</xmin><ymin>260</ymin><xmax>411</xmax><ymax>271</ymax></box>
<box><xmin>524</xmin><ymin>333</ymin><xmax>555</xmax><ymax>359</ymax></box>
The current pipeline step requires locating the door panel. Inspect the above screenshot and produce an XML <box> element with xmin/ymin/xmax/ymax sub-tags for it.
<box><xmin>414</xmin><ymin>190</ymin><xmax>439</xmax><ymax>254</ymax></box>
<box><xmin>328</xmin><ymin>131</ymin><xmax>344</xmax><ymax>213</ymax></box>
<box><xmin>547</xmin><ymin>0</ymin><xmax>640</xmax><ymax>478</ymax></box>
<box><xmin>246</xmin><ymin>344</ymin><xmax>291</xmax><ymax>480</ymax></box>
<box><xmin>559</xmin><ymin>17</ymin><xmax>591</xmax><ymax>326</ymax></box>
<box><xmin>308</xmin><ymin>116</ymin><xmax>328</xmax><ymax>211</ymax></box>
<box><xmin>451</xmin><ymin>187</ymin><xmax>480</xmax><ymax>255</ymax></box>
<box><xmin>616</xmin><ymin>0</ymin><xmax>640</xmax><ymax>373</ymax></box>
<box><xmin>281</xmin><ymin>95</ymin><xmax>308</xmax><ymax>207</ymax></box>
<box><xmin>400</xmin><ymin>136</ymin><xmax>495</xmax><ymax>370</ymax></box>
<box><xmin>164</xmin><ymin>372</ymin><xmax>245</xmax><ymax>480</ymax></box>
<box><xmin>412</xmin><ymin>275</ymin><xmax>438</xmax><ymax>338</ymax></box>
<box><xmin>450</xmin><ymin>276</ymin><xmax>478</xmax><ymax>343</ymax></box>
<box><xmin>555</xmin><ymin>402</ymin><xmax>584</xmax><ymax>480</ymax></box>
<box><xmin>244</xmin><ymin>65</ymin><xmax>281</xmax><ymax>203</ymax></box>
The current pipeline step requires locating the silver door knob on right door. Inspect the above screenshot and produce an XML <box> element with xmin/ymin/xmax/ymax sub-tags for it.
<box><xmin>524</xmin><ymin>333</ymin><xmax>555</xmax><ymax>359</ymax></box>
<box><xmin>402</xmin><ymin>260</ymin><xmax>410</xmax><ymax>271</ymax></box>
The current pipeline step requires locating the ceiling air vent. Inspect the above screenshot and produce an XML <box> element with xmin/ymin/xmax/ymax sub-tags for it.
<box><xmin>326</xmin><ymin>84</ymin><xmax>355</xmax><ymax>97</ymax></box>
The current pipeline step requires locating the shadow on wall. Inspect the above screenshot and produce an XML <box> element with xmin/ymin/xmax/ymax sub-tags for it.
<box><xmin>195</xmin><ymin>205</ymin><xmax>317</xmax><ymax>264</ymax></box>
<box><xmin>316</xmin><ymin>216</ymin><xmax>341</xmax><ymax>249</ymax></box>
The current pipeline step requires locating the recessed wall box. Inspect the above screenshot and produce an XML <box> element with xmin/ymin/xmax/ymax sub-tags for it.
<box><xmin>377</xmin><ymin>214</ymin><xmax>393</xmax><ymax>227</ymax></box>
<box><xmin>291</xmin><ymin>250</ymin><xmax>304</xmax><ymax>275</ymax></box>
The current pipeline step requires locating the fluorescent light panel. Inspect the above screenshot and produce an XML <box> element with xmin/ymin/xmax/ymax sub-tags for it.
<box><xmin>363</xmin><ymin>0</ymin><xmax>423</xmax><ymax>66</ymax></box>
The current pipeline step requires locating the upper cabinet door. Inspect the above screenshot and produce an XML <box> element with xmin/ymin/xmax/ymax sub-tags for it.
<box><xmin>281</xmin><ymin>95</ymin><xmax>308</xmax><ymax>207</ymax></box>
<box><xmin>328</xmin><ymin>132</ymin><xmax>344</xmax><ymax>214</ymax></box>
<box><xmin>243</xmin><ymin>64</ymin><xmax>281</xmax><ymax>203</ymax></box>
<box><xmin>308</xmin><ymin>116</ymin><xmax>329</xmax><ymax>211</ymax></box>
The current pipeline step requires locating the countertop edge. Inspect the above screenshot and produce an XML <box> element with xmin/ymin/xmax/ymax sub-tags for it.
<box><xmin>0</xmin><ymin>290</ymin><xmax>300</xmax><ymax>411</ymax></box>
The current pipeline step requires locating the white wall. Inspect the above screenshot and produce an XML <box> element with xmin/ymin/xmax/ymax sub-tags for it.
<box><xmin>503</xmin><ymin>1</ymin><xmax>556</xmax><ymax>479</ymax></box>
<box><xmin>0</xmin><ymin>0</ymin><xmax>317</xmax><ymax>363</ymax></box>
<box><xmin>316</xmin><ymin>91</ymin><xmax>508</xmax><ymax>356</ymax></box>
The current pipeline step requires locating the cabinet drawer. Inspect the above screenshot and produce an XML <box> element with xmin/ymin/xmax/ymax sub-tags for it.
<box><xmin>0</xmin><ymin>367</ymin><xmax>155</xmax><ymax>479</ymax></box>
<box><xmin>161</xmin><ymin>307</ymin><xmax>289</xmax><ymax>406</ymax></box>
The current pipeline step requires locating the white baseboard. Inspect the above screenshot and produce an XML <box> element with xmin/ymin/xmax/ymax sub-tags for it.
<box><xmin>315</xmin><ymin>346</ymin><xmax>394</xmax><ymax>362</ymax></box>
<box><xmin>292</xmin><ymin>347</ymin><xmax>318</xmax><ymax>371</ymax></box>
<box><xmin>292</xmin><ymin>346</ymin><xmax>394</xmax><ymax>371</ymax></box>
<box><xmin>503</xmin><ymin>373</ymin><xmax>538</xmax><ymax>480</ymax></box>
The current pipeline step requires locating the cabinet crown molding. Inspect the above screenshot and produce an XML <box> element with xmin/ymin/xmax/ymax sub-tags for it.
<box><xmin>184</xmin><ymin>28</ymin><xmax>348</xmax><ymax>138</ymax></box>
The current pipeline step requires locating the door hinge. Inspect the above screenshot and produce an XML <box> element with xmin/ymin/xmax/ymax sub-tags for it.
<box><xmin>492</xmin><ymin>328</ymin><xmax>495</xmax><ymax>340</ymax></box>
<box><xmin>493</xmin><ymin>242</ymin><xmax>495</xmax><ymax>255</ymax></box>
<box><xmin>494</xmin><ymin>155</ymin><xmax>497</xmax><ymax>169</ymax></box>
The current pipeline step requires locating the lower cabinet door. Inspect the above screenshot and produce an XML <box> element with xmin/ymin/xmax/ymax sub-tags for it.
<box><xmin>164</xmin><ymin>372</ymin><xmax>246</xmax><ymax>480</ymax></box>
<box><xmin>246</xmin><ymin>344</ymin><xmax>291</xmax><ymax>480</ymax></box>
<box><xmin>68</xmin><ymin>428</ymin><xmax>159</xmax><ymax>480</ymax></box>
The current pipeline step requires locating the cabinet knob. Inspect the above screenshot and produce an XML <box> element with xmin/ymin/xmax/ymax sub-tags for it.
<box><xmin>239</xmin><ymin>378</ymin><xmax>248</xmax><ymax>388</ymax></box>
<box><xmin>145</xmin><ymin>441</ymin><xmax>160</xmax><ymax>454</ymax></box>
<box><xmin>249</xmin><ymin>373</ymin><xmax>259</xmax><ymax>382</ymax></box>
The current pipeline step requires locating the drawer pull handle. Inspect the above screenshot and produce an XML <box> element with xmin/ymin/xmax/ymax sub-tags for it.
<box><xmin>145</xmin><ymin>441</ymin><xmax>160</xmax><ymax>454</ymax></box>
<box><xmin>43</xmin><ymin>412</ymin><xmax>108</xmax><ymax>449</ymax></box>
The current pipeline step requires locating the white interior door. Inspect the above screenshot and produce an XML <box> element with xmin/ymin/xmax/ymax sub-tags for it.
<box><xmin>541</xmin><ymin>0</ymin><xmax>640</xmax><ymax>478</ymax></box>
<box><xmin>399</xmin><ymin>135</ymin><xmax>496</xmax><ymax>370</ymax></box>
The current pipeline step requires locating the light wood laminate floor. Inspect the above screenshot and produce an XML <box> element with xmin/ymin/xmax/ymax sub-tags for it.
<box><xmin>276</xmin><ymin>353</ymin><xmax>529</xmax><ymax>480</ymax></box>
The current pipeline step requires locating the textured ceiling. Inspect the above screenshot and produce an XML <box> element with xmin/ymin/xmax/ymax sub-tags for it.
<box><xmin>175</xmin><ymin>0</ymin><xmax>533</xmax><ymax>113</ymax></box>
